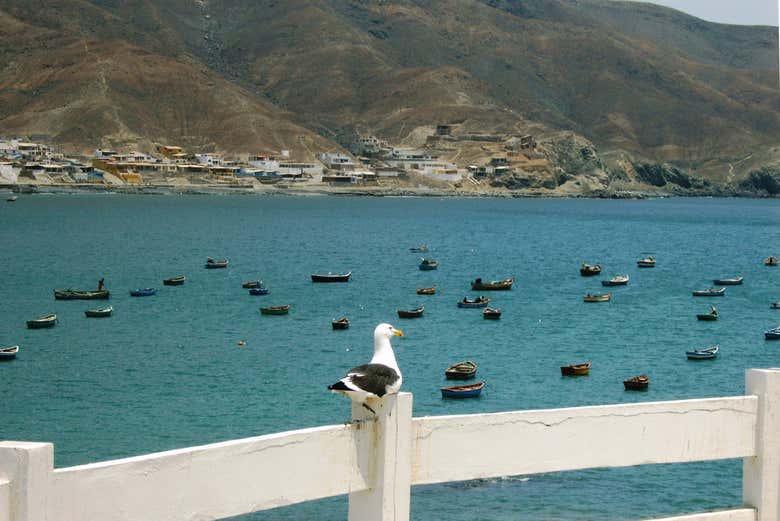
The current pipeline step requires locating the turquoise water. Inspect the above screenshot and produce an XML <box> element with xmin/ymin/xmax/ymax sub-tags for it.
<box><xmin>2</xmin><ymin>195</ymin><xmax>779</xmax><ymax>520</ymax></box>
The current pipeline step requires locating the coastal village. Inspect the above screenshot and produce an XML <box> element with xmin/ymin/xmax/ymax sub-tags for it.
<box><xmin>0</xmin><ymin>125</ymin><xmax>547</xmax><ymax>194</ymax></box>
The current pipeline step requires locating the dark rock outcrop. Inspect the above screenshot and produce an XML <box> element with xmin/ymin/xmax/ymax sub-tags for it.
<box><xmin>739</xmin><ymin>167</ymin><xmax>780</xmax><ymax>195</ymax></box>
<box><xmin>633</xmin><ymin>163</ymin><xmax>710</xmax><ymax>190</ymax></box>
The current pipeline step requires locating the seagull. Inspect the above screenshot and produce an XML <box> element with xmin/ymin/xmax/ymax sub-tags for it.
<box><xmin>328</xmin><ymin>323</ymin><xmax>404</xmax><ymax>414</ymax></box>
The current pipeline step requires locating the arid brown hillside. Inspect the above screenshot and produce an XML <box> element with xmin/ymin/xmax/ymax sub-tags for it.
<box><xmin>0</xmin><ymin>0</ymin><xmax>777</xmax><ymax>178</ymax></box>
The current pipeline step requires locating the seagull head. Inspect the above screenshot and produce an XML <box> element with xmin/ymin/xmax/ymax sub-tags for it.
<box><xmin>374</xmin><ymin>323</ymin><xmax>403</xmax><ymax>341</ymax></box>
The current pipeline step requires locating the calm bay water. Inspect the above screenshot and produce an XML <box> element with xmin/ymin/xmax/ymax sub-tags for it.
<box><xmin>1</xmin><ymin>194</ymin><xmax>779</xmax><ymax>520</ymax></box>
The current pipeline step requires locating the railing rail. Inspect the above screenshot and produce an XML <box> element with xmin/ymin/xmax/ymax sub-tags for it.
<box><xmin>1</xmin><ymin>368</ymin><xmax>778</xmax><ymax>521</ymax></box>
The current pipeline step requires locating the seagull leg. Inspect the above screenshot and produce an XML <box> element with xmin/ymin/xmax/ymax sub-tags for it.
<box><xmin>362</xmin><ymin>402</ymin><xmax>377</xmax><ymax>415</ymax></box>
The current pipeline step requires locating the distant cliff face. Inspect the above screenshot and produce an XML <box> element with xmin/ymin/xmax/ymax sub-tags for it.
<box><xmin>0</xmin><ymin>0</ymin><xmax>778</xmax><ymax>185</ymax></box>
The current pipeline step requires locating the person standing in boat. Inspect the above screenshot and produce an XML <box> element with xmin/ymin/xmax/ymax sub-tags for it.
<box><xmin>98</xmin><ymin>278</ymin><xmax>104</xmax><ymax>291</ymax></box>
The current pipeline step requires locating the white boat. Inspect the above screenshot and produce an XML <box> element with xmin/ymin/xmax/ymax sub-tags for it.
<box><xmin>602</xmin><ymin>275</ymin><xmax>629</xmax><ymax>286</ymax></box>
<box><xmin>0</xmin><ymin>345</ymin><xmax>19</xmax><ymax>360</ymax></box>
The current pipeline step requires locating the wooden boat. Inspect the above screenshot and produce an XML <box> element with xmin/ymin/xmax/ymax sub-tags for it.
<box><xmin>580</xmin><ymin>263</ymin><xmax>601</xmax><ymax>276</ymax></box>
<box><xmin>242</xmin><ymin>280</ymin><xmax>263</xmax><ymax>289</ymax></box>
<box><xmin>692</xmin><ymin>287</ymin><xmax>725</xmax><ymax>297</ymax></box>
<box><xmin>249</xmin><ymin>287</ymin><xmax>270</xmax><ymax>295</ymax></box>
<box><xmin>601</xmin><ymin>275</ymin><xmax>629</xmax><ymax>287</ymax></box>
<box><xmin>332</xmin><ymin>317</ymin><xmax>350</xmax><ymax>330</ymax></box>
<box><xmin>561</xmin><ymin>361</ymin><xmax>591</xmax><ymax>376</ymax></box>
<box><xmin>765</xmin><ymin>256</ymin><xmax>779</xmax><ymax>266</ymax></box>
<box><xmin>624</xmin><ymin>374</ymin><xmax>649</xmax><ymax>390</ymax></box>
<box><xmin>397</xmin><ymin>305</ymin><xmax>424</xmax><ymax>318</ymax></box>
<box><xmin>697</xmin><ymin>305</ymin><xmax>718</xmax><ymax>320</ymax></box>
<box><xmin>419</xmin><ymin>259</ymin><xmax>439</xmax><ymax>271</ymax></box>
<box><xmin>260</xmin><ymin>304</ymin><xmax>291</xmax><ymax>315</ymax></box>
<box><xmin>713</xmin><ymin>276</ymin><xmax>743</xmax><ymax>285</ymax></box>
<box><xmin>416</xmin><ymin>286</ymin><xmax>437</xmax><ymax>295</ymax></box>
<box><xmin>771</xmin><ymin>302</ymin><xmax>780</xmax><ymax>310</ymax></box>
<box><xmin>583</xmin><ymin>293</ymin><xmax>611</xmax><ymax>303</ymax></box>
<box><xmin>409</xmin><ymin>245</ymin><xmax>429</xmax><ymax>253</ymax></box>
<box><xmin>130</xmin><ymin>288</ymin><xmax>157</xmax><ymax>297</ymax></box>
<box><xmin>637</xmin><ymin>257</ymin><xmax>656</xmax><ymax>268</ymax></box>
<box><xmin>483</xmin><ymin>307</ymin><xmax>502</xmax><ymax>319</ymax></box>
<box><xmin>0</xmin><ymin>345</ymin><xmax>19</xmax><ymax>360</ymax></box>
<box><xmin>471</xmin><ymin>277</ymin><xmax>514</xmax><ymax>291</ymax></box>
<box><xmin>205</xmin><ymin>258</ymin><xmax>229</xmax><ymax>269</ymax></box>
<box><xmin>163</xmin><ymin>275</ymin><xmax>186</xmax><ymax>286</ymax></box>
<box><xmin>311</xmin><ymin>272</ymin><xmax>351</xmax><ymax>282</ymax></box>
<box><xmin>54</xmin><ymin>289</ymin><xmax>110</xmax><ymax>300</ymax></box>
<box><xmin>457</xmin><ymin>296</ymin><xmax>491</xmax><ymax>308</ymax></box>
<box><xmin>27</xmin><ymin>313</ymin><xmax>57</xmax><ymax>329</ymax></box>
<box><xmin>6</xmin><ymin>195</ymin><xmax>17</xmax><ymax>202</ymax></box>
<box><xmin>764</xmin><ymin>326</ymin><xmax>780</xmax><ymax>340</ymax></box>
<box><xmin>686</xmin><ymin>345</ymin><xmax>719</xmax><ymax>360</ymax></box>
<box><xmin>85</xmin><ymin>306</ymin><xmax>113</xmax><ymax>318</ymax></box>
<box><xmin>440</xmin><ymin>381</ymin><xmax>485</xmax><ymax>399</ymax></box>
<box><xmin>445</xmin><ymin>360</ymin><xmax>478</xmax><ymax>380</ymax></box>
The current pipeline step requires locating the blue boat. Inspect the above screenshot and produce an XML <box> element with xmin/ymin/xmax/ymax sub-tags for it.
<box><xmin>686</xmin><ymin>345</ymin><xmax>719</xmax><ymax>360</ymax></box>
<box><xmin>130</xmin><ymin>288</ymin><xmax>157</xmax><ymax>297</ymax></box>
<box><xmin>457</xmin><ymin>296</ymin><xmax>491</xmax><ymax>308</ymax></box>
<box><xmin>249</xmin><ymin>287</ymin><xmax>269</xmax><ymax>295</ymax></box>
<box><xmin>441</xmin><ymin>381</ymin><xmax>485</xmax><ymax>399</ymax></box>
<box><xmin>765</xmin><ymin>326</ymin><xmax>780</xmax><ymax>340</ymax></box>
<box><xmin>419</xmin><ymin>258</ymin><xmax>439</xmax><ymax>271</ymax></box>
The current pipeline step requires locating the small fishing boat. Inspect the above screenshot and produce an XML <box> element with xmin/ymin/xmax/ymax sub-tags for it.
<box><xmin>416</xmin><ymin>286</ymin><xmax>437</xmax><ymax>295</ymax></box>
<box><xmin>0</xmin><ymin>345</ymin><xmax>19</xmax><ymax>360</ymax></box>
<box><xmin>311</xmin><ymin>272</ymin><xmax>351</xmax><ymax>282</ymax></box>
<box><xmin>471</xmin><ymin>277</ymin><xmax>514</xmax><ymax>291</ymax></box>
<box><xmin>249</xmin><ymin>287</ymin><xmax>270</xmax><ymax>295</ymax></box>
<box><xmin>692</xmin><ymin>288</ymin><xmax>725</xmax><ymax>297</ymax></box>
<box><xmin>409</xmin><ymin>245</ymin><xmax>429</xmax><ymax>253</ymax></box>
<box><xmin>457</xmin><ymin>296</ymin><xmax>491</xmax><ymax>308</ymax></box>
<box><xmin>205</xmin><ymin>258</ymin><xmax>229</xmax><ymax>269</ymax></box>
<box><xmin>602</xmin><ymin>275</ymin><xmax>629</xmax><ymax>287</ymax></box>
<box><xmin>260</xmin><ymin>304</ymin><xmax>291</xmax><ymax>315</ymax></box>
<box><xmin>583</xmin><ymin>292</ymin><xmax>611</xmax><ymax>303</ymax></box>
<box><xmin>580</xmin><ymin>263</ymin><xmax>602</xmax><ymax>276</ymax></box>
<box><xmin>765</xmin><ymin>256</ymin><xmax>779</xmax><ymax>266</ymax></box>
<box><xmin>130</xmin><ymin>288</ymin><xmax>157</xmax><ymax>297</ymax></box>
<box><xmin>686</xmin><ymin>345</ymin><xmax>719</xmax><ymax>360</ymax></box>
<box><xmin>332</xmin><ymin>317</ymin><xmax>350</xmax><ymax>330</ymax></box>
<box><xmin>696</xmin><ymin>305</ymin><xmax>718</xmax><ymax>320</ymax></box>
<box><xmin>771</xmin><ymin>302</ymin><xmax>780</xmax><ymax>310</ymax></box>
<box><xmin>397</xmin><ymin>306</ymin><xmax>424</xmax><ymax>318</ymax></box>
<box><xmin>441</xmin><ymin>381</ymin><xmax>485</xmax><ymax>399</ymax></box>
<box><xmin>637</xmin><ymin>257</ymin><xmax>656</xmax><ymax>268</ymax></box>
<box><xmin>85</xmin><ymin>306</ymin><xmax>113</xmax><ymax>318</ymax></box>
<box><xmin>764</xmin><ymin>326</ymin><xmax>780</xmax><ymax>340</ymax></box>
<box><xmin>561</xmin><ymin>361</ymin><xmax>591</xmax><ymax>376</ymax></box>
<box><xmin>624</xmin><ymin>374</ymin><xmax>649</xmax><ymax>391</ymax></box>
<box><xmin>483</xmin><ymin>307</ymin><xmax>502</xmax><ymax>319</ymax></box>
<box><xmin>445</xmin><ymin>360</ymin><xmax>478</xmax><ymax>380</ymax></box>
<box><xmin>419</xmin><ymin>258</ymin><xmax>439</xmax><ymax>271</ymax></box>
<box><xmin>6</xmin><ymin>195</ymin><xmax>17</xmax><ymax>202</ymax></box>
<box><xmin>712</xmin><ymin>276</ymin><xmax>743</xmax><ymax>285</ymax></box>
<box><xmin>242</xmin><ymin>280</ymin><xmax>263</xmax><ymax>289</ymax></box>
<box><xmin>163</xmin><ymin>275</ymin><xmax>186</xmax><ymax>286</ymax></box>
<box><xmin>27</xmin><ymin>313</ymin><xmax>57</xmax><ymax>329</ymax></box>
<box><xmin>53</xmin><ymin>289</ymin><xmax>110</xmax><ymax>300</ymax></box>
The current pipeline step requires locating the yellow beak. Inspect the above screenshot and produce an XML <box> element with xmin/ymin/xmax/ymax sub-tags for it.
<box><xmin>394</xmin><ymin>329</ymin><xmax>404</xmax><ymax>337</ymax></box>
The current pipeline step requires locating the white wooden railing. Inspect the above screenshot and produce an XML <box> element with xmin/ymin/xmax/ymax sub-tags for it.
<box><xmin>2</xmin><ymin>368</ymin><xmax>779</xmax><ymax>521</ymax></box>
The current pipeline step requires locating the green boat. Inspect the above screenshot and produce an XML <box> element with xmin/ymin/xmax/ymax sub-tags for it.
<box><xmin>260</xmin><ymin>304</ymin><xmax>290</xmax><ymax>315</ymax></box>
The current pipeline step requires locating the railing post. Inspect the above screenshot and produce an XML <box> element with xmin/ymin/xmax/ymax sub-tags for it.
<box><xmin>744</xmin><ymin>368</ymin><xmax>780</xmax><ymax>521</ymax></box>
<box><xmin>348</xmin><ymin>392</ymin><xmax>413</xmax><ymax>521</ymax></box>
<box><xmin>0</xmin><ymin>441</ymin><xmax>53</xmax><ymax>521</ymax></box>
